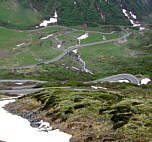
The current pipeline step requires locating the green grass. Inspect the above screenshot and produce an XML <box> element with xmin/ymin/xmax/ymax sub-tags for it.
<box><xmin>0</xmin><ymin>24</ymin><xmax>123</xmax><ymax>67</ymax></box>
<box><xmin>0</xmin><ymin>0</ymin><xmax>42</xmax><ymax>28</ymax></box>
<box><xmin>15</xmin><ymin>51</ymin><xmax>38</xmax><ymax>66</ymax></box>
<box><xmin>81</xmin><ymin>33</ymin><xmax>104</xmax><ymax>44</ymax></box>
<box><xmin>0</xmin><ymin>62</ymin><xmax>94</xmax><ymax>82</ymax></box>
<box><xmin>0</xmin><ymin>25</ymin><xmax>152</xmax><ymax>81</ymax></box>
<box><xmin>79</xmin><ymin>42</ymin><xmax>128</xmax><ymax>75</ymax></box>
<box><xmin>80</xmin><ymin>42</ymin><xmax>128</xmax><ymax>57</ymax></box>
<box><xmin>6</xmin><ymin>84</ymin><xmax>152</xmax><ymax>141</ymax></box>
<box><xmin>0</xmin><ymin>27</ymin><xmax>29</xmax><ymax>49</ymax></box>
<box><xmin>79</xmin><ymin>32</ymin><xmax>121</xmax><ymax>44</ymax></box>
<box><xmin>104</xmin><ymin>32</ymin><xmax>121</xmax><ymax>40</ymax></box>
<box><xmin>58</xmin><ymin>31</ymin><xmax>83</xmax><ymax>48</ymax></box>
<box><xmin>1</xmin><ymin>26</ymin><xmax>152</xmax><ymax>142</ymax></box>
<box><xmin>79</xmin><ymin>35</ymin><xmax>152</xmax><ymax>78</ymax></box>
<box><xmin>36</xmin><ymin>26</ymin><xmax>65</xmax><ymax>34</ymax></box>
<box><xmin>0</xmin><ymin>27</ymin><xmax>66</xmax><ymax>67</ymax></box>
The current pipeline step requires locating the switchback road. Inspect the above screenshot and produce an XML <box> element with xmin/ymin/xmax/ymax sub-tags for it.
<box><xmin>84</xmin><ymin>74</ymin><xmax>140</xmax><ymax>85</ymax></box>
<box><xmin>0</xmin><ymin>32</ymin><xmax>131</xmax><ymax>70</ymax></box>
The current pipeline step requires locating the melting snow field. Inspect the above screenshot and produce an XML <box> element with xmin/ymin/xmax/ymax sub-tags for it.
<box><xmin>91</xmin><ymin>86</ymin><xmax>107</xmax><ymax>90</ymax></box>
<box><xmin>118</xmin><ymin>80</ymin><xmax>129</xmax><ymax>83</ymax></box>
<box><xmin>77</xmin><ymin>33</ymin><xmax>88</xmax><ymax>44</ymax></box>
<box><xmin>57</xmin><ymin>44</ymin><xmax>62</xmax><ymax>48</ymax></box>
<box><xmin>122</xmin><ymin>9</ymin><xmax>145</xmax><ymax>30</ymax></box>
<box><xmin>0</xmin><ymin>99</ymin><xmax>72</xmax><ymax>142</ymax></box>
<box><xmin>40</xmin><ymin>11</ymin><xmax>58</xmax><ymax>27</ymax></box>
<box><xmin>40</xmin><ymin>34</ymin><xmax>53</xmax><ymax>40</ymax></box>
<box><xmin>122</xmin><ymin>9</ymin><xmax>140</xmax><ymax>27</ymax></box>
<box><xmin>140</xmin><ymin>78</ymin><xmax>151</xmax><ymax>85</ymax></box>
<box><xmin>16</xmin><ymin>43</ymin><xmax>25</xmax><ymax>47</ymax></box>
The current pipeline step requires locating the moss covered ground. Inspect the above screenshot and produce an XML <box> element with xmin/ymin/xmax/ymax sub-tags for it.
<box><xmin>5</xmin><ymin>82</ymin><xmax>152</xmax><ymax>142</ymax></box>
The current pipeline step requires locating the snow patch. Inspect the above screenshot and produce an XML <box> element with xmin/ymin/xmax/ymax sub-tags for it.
<box><xmin>40</xmin><ymin>11</ymin><xmax>58</xmax><ymax>27</ymax></box>
<box><xmin>77</xmin><ymin>33</ymin><xmax>88</xmax><ymax>44</ymax></box>
<box><xmin>0</xmin><ymin>99</ymin><xmax>72</xmax><ymax>142</ymax></box>
<box><xmin>109</xmin><ymin>79</ymin><xmax>129</xmax><ymax>83</ymax></box>
<box><xmin>102</xmin><ymin>35</ymin><xmax>106</xmax><ymax>40</ymax></box>
<box><xmin>91</xmin><ymin>86</ymin><xmax>107</xmax><ymax>90</ymax></box>
<box><xmin>40</xmin><ymin>34</ymin><xmax>53</xmax><ymax>40</ymax></box>
<box><xmin>16</xmin><ymin>43</ymin><xmax>25</xmax><ymax>47</ymax></box>
<box><xmin>72</xmin><ymin>49</ymin><xmax>78</xmax><ymax>54</ymax></box>
<box><xmin>122</xmin><ymin>9</ymin><xmax>128</xmax><ymax>17</ymax></box>
<box><xmin>36</xmin><ymin>26</ymin><xmax>39</xmax><ymax>29</ymax></box>
<box><xmin>122</xmin><ymin>9</ymin><xmax>141</xmax><ymax>27</ymax></box>
<box><xmin>38</xmin><ymin>120</ymin><xmax>52</xmax><ymax>132</ymax></box>
<box><xmin>15</xmin><ymin>83</ymin><xmax>23</xmax><ymax>85</ymax></box>
<box><xmin>140</xmin><ymin>78</ymin><xmax>151</xmax><ymax>85</ymax></box>
<box><xmin>118</xmin><ymin>80</ymin><xmax>129</xmax><ymax>83</ymax></box>
<box><xmin>77</xmin><ymin>33</ymin><xmax>88</xmax><ymax>40</ymax></box>
<box><xmin>139</xmin><ymin>27</ymin><xmax>145</xmax><ymax>31</ymax></box>
<box><xmin>74</xmin><ymin>0</ymin><xmax>77</xmax><ymax>5</ymax></box>
<box><xmin>57</xmin><ymin>44</ymin><xmax>62</xmax><ymax>48</ymax></box>
<box><xmin>130</xmin><ymin>11</ymin><xmax>137</xmax><ymax>19</ymax></box>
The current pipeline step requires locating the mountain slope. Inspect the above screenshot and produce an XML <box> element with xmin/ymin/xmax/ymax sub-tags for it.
<box><xmin>0</xmin><ymin>0</ymin><xmax>43</xmax><ymax>28</ymax></box>
<box><xmin>0</xmin><ymin>0</ymin><xmax>152</xmax><ymax>28</ymax></box>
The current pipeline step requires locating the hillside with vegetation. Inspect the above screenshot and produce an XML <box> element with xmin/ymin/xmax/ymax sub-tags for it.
<box><xmin>1</xmin><ymin>0</ymin><xmax>152</xmax><ymax>28</ymax></box>
<box><xmin>0</xmin><ymin>0</ymin><xmax>152</xmax><ymax>142</ymax></box>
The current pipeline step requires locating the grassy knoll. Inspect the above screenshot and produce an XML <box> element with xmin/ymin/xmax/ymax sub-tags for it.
<box><xmin>1</xmin><ymin>25</ymin><xmax>151</xmax><ymax>80</ymax></box>
<box><xmin>0</xmin><ymin>25</ymin><xmax>123</xmax><ymax>67</ymax></box>
<box><xmin>5</xmin><ymin>83</ymin><xmax>152</xmax><ymax>141</ymax></box>
<box><xmin>81</xmin><ymin>33</ymin><xmax>104</xmax><ymax>44</ymax></box>
<box><xmin>58</xmin><ymin>31</ymin><xmax>83</xmax><ymax>48</ymax></box>
<box><xmin>0</xmin><ymin>27</ymin><xmax>29</xmax><ymax>49</ymax></box>
<box><xmin>81</xmin><ymin>32</ymin><xmax>121</xmax><ymax>44</ymax></box>
<box><xmin>79</xmin><ymin>42</ymin><xmax>129</xmax><ymax>76</ymax></box>
<box><xmin>79</xmin><ymin>31</ymin><xmax>152</xmax><ymax>78</ymax></box>
<box><xmin>0</xmin><ymin>27</ymin><xmax>66</xmax><ymax>67</ymax></box>
<box><xmin>0</xmin><ymin>0</ymin><xmax>42</xmax><ymax>28</ymax></box>
<box><xmin>104</xmin><ymin>32</ymin><xmax>121</xmax><ymax>40</ymax></box>
<box><xmin>57</xmin><ymin>30</ymin><xmax>121</xmax><ymax>48</ymax></box>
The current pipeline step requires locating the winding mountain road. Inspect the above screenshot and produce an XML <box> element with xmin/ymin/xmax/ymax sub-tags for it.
<box><xmin>0</xmin><ymin>73</ymin><xmax>140</xmax><ymax>96</ymax></box>
<box><xmin>0</xmin><ymin>25</ymin><xmax>116</xmax><ymax>35</ymax></box>
<box><xmin>0</xmin><ymin>32</ymin><xmax>131</xmax><ymax>70</ymax></box>
<box><xmin>0</xmin><ymin>88</ymin><xmax>45</xmax><ymax>96</ymax></box>
<box><xmin>0</xmin><ymin>80</ymin><xmax>46</xmax><ymax>96</ymax></box>
<box><xmin>0</xmin><ymin>80</ymin><xmax>46</xmax><ymax>84</ymax></box>
<box><xmin>84</xmin><ymin>74</ymin><xmax>140</xmax><ymax>85</ymax></box>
